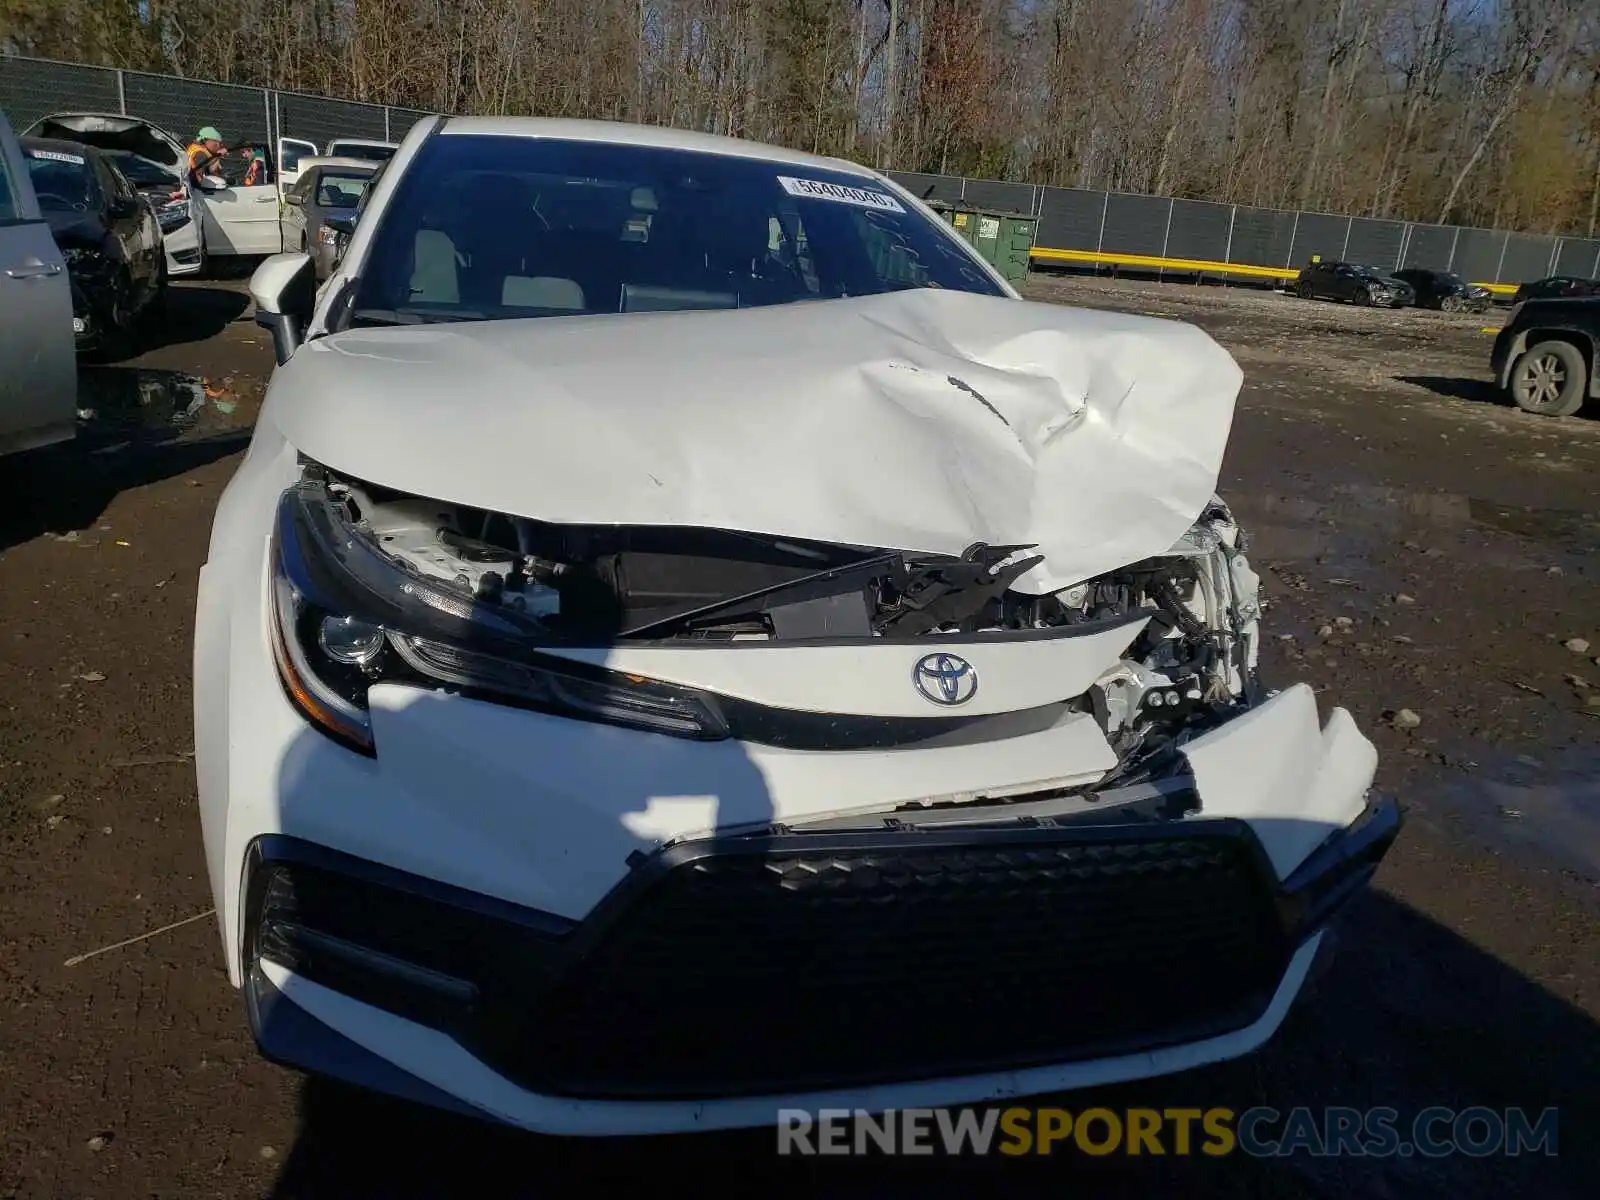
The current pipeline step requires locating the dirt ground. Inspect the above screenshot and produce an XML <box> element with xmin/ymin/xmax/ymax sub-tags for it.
<box><xmin>0</xmin><ymin>274</ymin><xmax>1597</xmax><ymax>1199</ymax></box>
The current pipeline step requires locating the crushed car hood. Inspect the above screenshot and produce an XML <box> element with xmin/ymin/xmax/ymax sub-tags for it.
<box><xmin>24</xmin><ymin>113</ymin><xmax>184</xmax><ymax>175</ymax></box>
<box><xmin>275</xmin><ymin>289</ymin><xmax>1243</xmax><ymax>592</ymax></box>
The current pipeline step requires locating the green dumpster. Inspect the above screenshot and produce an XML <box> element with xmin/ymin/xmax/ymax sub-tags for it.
<box><xmin>928</xmin><ymin>200</ymin><xmax>1036</xmax><ymax>283</ymax></box>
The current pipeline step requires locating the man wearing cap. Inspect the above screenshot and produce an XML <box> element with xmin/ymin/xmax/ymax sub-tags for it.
<box><xmin>238</xmin><ymin>144</ymin><xmax>270</xmax><ymax>187</ymax></box>
<box><xmin>186</xmin><ymin>126</ymin><xmax>228</xmax><ymax>187</ymax></box>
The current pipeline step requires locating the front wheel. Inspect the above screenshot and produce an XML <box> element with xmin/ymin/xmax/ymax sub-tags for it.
<box><xmin>1354</xmin><ymin>287</ymin><xmax>1372</xmax><ymax>306</ymax></box>
<box><xmin>1510</xmin><ymin>340</ymin><xmax>1587</xmax><ymax>417</ymax></box>
<box><xmin>1440</xmin><ymin>295</ymin><xmax>1460</xmax><ymax>313</ymax></box>
<box><xmin>1297</xmin><ymin>281</ymin><xmax>1314</xmax><ymax>299</ymax></box>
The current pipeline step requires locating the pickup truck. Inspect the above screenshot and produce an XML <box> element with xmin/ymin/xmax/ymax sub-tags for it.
<box><xmin>1491</xmin><ymin>297</ymin><xmax>1600</xmax><ymax>417</ymax></box>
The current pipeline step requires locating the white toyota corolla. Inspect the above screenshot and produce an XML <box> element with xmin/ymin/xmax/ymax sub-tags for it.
<box><xmin>195</xmin><ymin>115</ymin><xmax>1399</xmax><ymax>1135</ymax></box>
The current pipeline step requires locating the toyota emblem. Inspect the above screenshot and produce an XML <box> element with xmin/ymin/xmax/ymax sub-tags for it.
<box><xmin>912</xmin><ymin>653</ymin><xmax>978</xmax><ymax>707</ymax></box>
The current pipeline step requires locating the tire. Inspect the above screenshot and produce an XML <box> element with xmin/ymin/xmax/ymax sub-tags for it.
<box><xmin>1354</xmin><ymin>287</ymin><xmax>1372</xmax><ymax>306</ymax></box>
<box><xmin>1440</xmin><ymin>296</ymin><xmax>1460</xmax><ymax>313</ymax></box>
<box><xmin>1509</xmin><ymin>340</ymin><xmax>1587</xmax><ymax>417</ymax></box>
<box><xmin>1297</xmin><ymin>281</ymin><xmax>1314</xmax><ymax>299</ymax></box>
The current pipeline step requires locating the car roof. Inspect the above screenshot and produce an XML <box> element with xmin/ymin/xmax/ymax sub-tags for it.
<box><xmin>436</xmin><ymin>115</ymin><xmax>882</xmax><ymax>180</ymax></box>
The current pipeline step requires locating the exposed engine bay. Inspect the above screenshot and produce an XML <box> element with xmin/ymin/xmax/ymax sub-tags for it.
<box><xmin>305</xmin><ymin>464</ymin><xmax>1264</xmax><ymax>771</ymax></box>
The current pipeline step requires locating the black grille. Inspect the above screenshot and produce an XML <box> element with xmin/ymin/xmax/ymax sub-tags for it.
<box><xmin>469</xmin><ymin>824</ymin><xmax>1291</xmax><ymax>1099</ymax></box>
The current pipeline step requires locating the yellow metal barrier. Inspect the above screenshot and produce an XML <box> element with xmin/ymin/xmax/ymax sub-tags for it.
<box><xmin>1028</xmin><ymin>246</ymin><xmax>1519</xmax><ymax>296</ymax></box>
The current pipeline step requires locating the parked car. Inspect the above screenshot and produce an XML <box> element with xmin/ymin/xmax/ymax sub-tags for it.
<box><xmin>23</xmin><ymin>114</ymin><xmax>203</xmax><ymax>275</ymax></box>
<box><xmin>277</xmin><ymin>137</ymin><xmax>398</xmax><ymax>187</ymax></box>
<box><xmin>24</xmin><ymin>113</ymin><xmax>290</xmax><ymax>263</ymax></box>
<box><xmin>1392</xmin><ymin>268</ymin><xmax>1492</xmax><ymax>313</ymax></box>
<box><xmin>1511</xmin><ymin>275</ymin><xmax>1598</xmax><ymax>304</ymax></box>
<box><xmin>1491</xmin><ymin>296</ymin><xmax>1599</xmax><ymax>416</ymax></box>
<box><xmin>324</xmin><ymin>137</ymin><xmax>399</xmax><ymax>164</ymax></box>
<box><xmin>20</xmin><ymin>137</ymin><xmax>166</xmax><ymax>353</ymax></box>
<box><xmin>0</xmin><ymin>107</ymin><xmax>76</xmax><ymax>456</ymax></box>
<box><xmin>279</xmin><ymin>156</ymin><xmax>376</xmax><ymax>279</ymax></box>
<box><xmin>1294</xmin><ymin>260</ymin><xmax>1415</xmax><ymax>307</ymax></box>
<box><xmin>198</xmin><ymin>115</ymin><xmax>1398</xmax><ymax>1136</ymax></box>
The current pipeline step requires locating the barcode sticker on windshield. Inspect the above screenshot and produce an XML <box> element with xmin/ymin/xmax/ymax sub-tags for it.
<box><xmin>27</xmin><ymin>150</ymin><xmax>85</xmax><ymax>165</ymax></box>
<box><xmin>777</xmin><ymin>176</ymin><xmax>905</xmax><ymax>213</ymax></box>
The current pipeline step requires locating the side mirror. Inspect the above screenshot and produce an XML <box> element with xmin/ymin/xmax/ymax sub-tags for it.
<box><xmin>283</xmin><ymin>192</ymin><xmax>303</xmax><ymax>207</ymax></box>
<box><xmin>108</xmin><ymin>196</ymin><xmax>138</xmax><ymax>218</ymax></box>
<box><xmin>251</xmin><ymin>253</ymin><xmax>318</xmax><ymax>366</ymax></box>
<box><xmin>198</xmin><ymin>175</ymin><xmax>228</xmax><ymax>192</ymax></box>
<box><xmin>323</xmin><ymin>211</ymin><xmax>357</xmax><ymax>237</ymax></box>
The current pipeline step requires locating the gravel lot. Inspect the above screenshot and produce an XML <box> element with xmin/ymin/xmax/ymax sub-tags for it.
<box><xmin>1</xmin><ymin>275</ymin><xmax>1596</xmax><ymax>1199</ymax></box>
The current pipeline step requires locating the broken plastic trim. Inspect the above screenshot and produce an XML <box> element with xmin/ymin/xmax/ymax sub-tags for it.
<box><xmin>271</xmin><ymin>482</ymin><xmax>732</xmax><ymax>744</ymax></box>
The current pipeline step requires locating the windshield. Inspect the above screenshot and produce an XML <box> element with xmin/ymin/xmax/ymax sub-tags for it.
<box><xmin>348</xmin><ymin>134</ymin><xmax>1004</xmax><ymax>325</ymax></box>
<box><xmin>1438</xmin><ymin>272</ymin><xmax>1466</xmax><ymax>287</ymax></box>
<box><xmin>315</xmin><ymin>171</ymin><xmax>371</xmax><ymax>207</ymax></box>
<box><xmin>23</xmin><ymin>147</ymin><xmax>96</xmax><ymax>210</ymax></box>
<box><xmin>107</xmin><ymin>151</ymin><xmax>175</xmax><ymax>188</ymax></box>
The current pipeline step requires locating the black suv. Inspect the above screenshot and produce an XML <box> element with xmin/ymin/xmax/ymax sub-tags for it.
<box><xmin>1491</xmin><ymin>298</ymin><xmax>1600</xmax><ymax>416</ymax></box>
<box><xmin>1393</xmin><ymin>268</ymin><xmax>1492</xmax><ymax>313</ymax></box>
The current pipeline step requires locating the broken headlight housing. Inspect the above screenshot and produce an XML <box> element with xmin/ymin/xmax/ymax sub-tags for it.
<box><xmin>268</xmin><ymin>479</ymin><xmax>729</xmax><ymax>754</ymax></box>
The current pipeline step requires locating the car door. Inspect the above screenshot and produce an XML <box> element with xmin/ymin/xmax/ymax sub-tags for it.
<box><xmin>0</xmin><ymin>109</ymin><xmax>76</xmax><ymax>455</ymax></box>
<box><xmin>277</xmin><ymin>138</ymin><xmax>319</xmax><ymax>190</ymax></box>
<box><xmin>281</xmin><ymin>171</ymin><xmax>311</xmax><ymax>251</ymax></box>
<box><xmin>199</xmin><ymin>174</ymin><xmax>284</xmax><ymax>255</ymax></box>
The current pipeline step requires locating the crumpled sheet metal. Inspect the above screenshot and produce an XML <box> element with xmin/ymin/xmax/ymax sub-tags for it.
<box><xmin>275</xmin><ymin>287</ymin><xmax>1244</xmax><ymax>593</ymax></box>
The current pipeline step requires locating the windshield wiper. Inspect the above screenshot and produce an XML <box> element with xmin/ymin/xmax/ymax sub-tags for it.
<box><xmin>348</xmin><ymin>307</ymin><xmax>490</xmax><ymax>326</ymax></box>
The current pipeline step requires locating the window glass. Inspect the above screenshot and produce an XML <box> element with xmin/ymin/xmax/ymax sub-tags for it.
<box><xmin>349</xmin><ymin>134</ymin><xmax>1003</xmax><ymax>325</ymax></box>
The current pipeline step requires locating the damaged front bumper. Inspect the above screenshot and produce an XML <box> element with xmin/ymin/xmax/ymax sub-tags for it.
<box><xmin>207</xmin><ymin>646</ymin><xmax>1398</xmax><ymax>1134</ymax></box>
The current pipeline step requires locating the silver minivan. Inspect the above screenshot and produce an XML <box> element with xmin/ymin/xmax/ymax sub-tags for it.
<box><xmin>0</xmin><ymin>105</ymin><xmax>76</xmax><ymax>456</ymax></box>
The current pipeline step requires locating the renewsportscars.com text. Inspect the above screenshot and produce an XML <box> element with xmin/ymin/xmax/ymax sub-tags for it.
<box><xmin>777</xmin><ymin>1106</ymin><xmax>1559</xmax><ymax>1158</ymax></box>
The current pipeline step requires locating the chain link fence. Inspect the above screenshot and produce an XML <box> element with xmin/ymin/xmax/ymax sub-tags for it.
<box><xmin>6</xmin><ymin>53</ymin><xmax>1598</xmax><ymax>287</ymax></box>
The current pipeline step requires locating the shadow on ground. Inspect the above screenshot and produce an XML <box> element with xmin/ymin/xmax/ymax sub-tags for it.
<box><xmin>1395</xmin><ymin>375</ymin><xmax>1505</xmax><ymax>405</ymax></box>
<box><xmin>83</xmin><ymin>283</ymin><xmax>251</xmax><ymax>364</ymax></box>
<box><xmin>0</xmin><ymin>398</ymin><xmax>247</xmax><ymax>552</ymax></box>
<box><xmin>264</xmin><ymin>889</ymin><xmax>1593</xmax><ymax>1200</ymax></box>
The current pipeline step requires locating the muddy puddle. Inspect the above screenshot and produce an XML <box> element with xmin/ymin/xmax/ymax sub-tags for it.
<box><xmin>1235</xmin><ymin>475</ymin><xmax>1600</xmax><ymax>883</ymax></box>
<box><xmin>1243</xmin><ymin>480</ymin><xmax>1598</xmax><ymax>582</ymax></box>
<box><xmin>1417</xmin><ymin>743</ymin><xmax>1600</xmax><ymax>882</ymax></box>
<box><xmin>75</xmin><ymin>367</ymin><xmax>241</xmax><ymax>448</ymax></box>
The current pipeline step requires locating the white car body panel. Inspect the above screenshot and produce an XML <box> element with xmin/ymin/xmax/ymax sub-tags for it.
<box><xmin>537</xmin><ymin>622</ymin><xmax>1151</xmax><ymax>718</ymax></box>
<box><xmin>275</xmin><ymin>290</ymin><xmax>1242</xmax><ymax>595</ymax></box>
<box><xmin>198</xmin><ymin>179</ymin><xmax>283</xmax><ymax>256</ymax></box>
<box><xmin>196</xmin><ymin>115</ymin><xmax>1392</xmax><ymax>1136</ymax></box>
<box><xmin>0</xmin><ymin>106</ymin><xmax>76</xmax><ymax>455</ymax></box>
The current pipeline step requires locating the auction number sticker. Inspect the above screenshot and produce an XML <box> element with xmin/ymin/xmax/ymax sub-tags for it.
<box><xmin>777</xmin><ymin>176</ymin><xmax>905</xmax><ymax>213</ymax></box>
<box><xmin>27</xmin><ymin>149</ymin><xmax>85</xmax><ymax>165</ymax></box>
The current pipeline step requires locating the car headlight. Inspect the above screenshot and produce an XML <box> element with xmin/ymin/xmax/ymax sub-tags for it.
<box><xmin>155</xmin><ymin>199</ymin><xmax>191</xmax><ymax>232</ymax></box>
<box><xmin>317</xmin><ymin>225</ymin><xmax>340</xmax><ymax>246</ymax></box>
<box><xmin>269</xmin><ymin>478</ymin><xmax>730</xmax><ymax>754</ymax></box>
